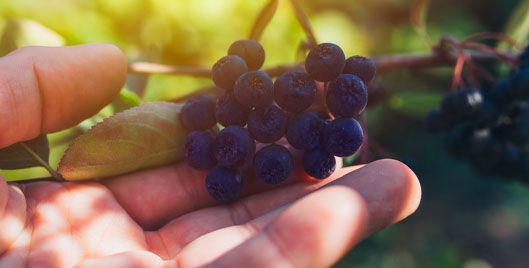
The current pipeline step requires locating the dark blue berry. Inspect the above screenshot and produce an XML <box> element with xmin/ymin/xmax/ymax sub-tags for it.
<box><xmin>215</xmin><ymin>91</ymin><xmax>250</xmax><ymax>127</ymax></box>
<box><xmin>425</xmin><ymin>110</ymin><xmax>453</xmax><ymax>133</ymax></box>
<box><xmin>323</xmin><ymin>118</ymin><xmax>364</xmax><ymax>157</ymax></box>
<box><xmin>467</xmin><ymin>128</ymin><xmax>493</xmax><ymax>155</ymax></box>
<box><xmin>247</xmin><ymin>105</ymin><xmax>288</xmax><ymax>143</ymax></box>
<box><xmin>305</xmin><ymin>43</ymin><xmax>346</xmax><ymax>82</ymax></box>
<box><xmin>273</xmin><ymin>71</ymin><xmax>317</xmax><ymax>113</ymax></box>
<box><xmin>180</xmin><ymin>95</ymin><xmax>216</xmax><ymax>131</ymax></box>
<box><xmin>234</xmin><ymin>71</ymin><xmax>274</xmax><ymax>108</ymax></box>
<box><xmin>507</xmin><ymin>112</ymin><xmax>529</xmax><ymax>145</ymax></box>
<box><xmin>214</xmin><ymin>126</ymin><xmax>256</xmax><ymax>168</ymax></box>
<box><xmin>228</xmin><ymin>40</ymin><xmax>265</xmax><ymax>71</ymax></box>
<box><xmin>470</xmin><ymin>100</ymin><xmax>500</xmax><ymax>128</ymax></box>
<box><xmin>440</xmin><ymin>88</ymin><xmax>483</xmax><ymax>119</ymax></box>
<box><xmin>343</xmin><ymin>56</ymin><xmax>377</xmax><ymax>83</ymax></box>
<box><xmin>212</xmin><ymin>55</ymin><xmax>248</xmax><ymax>90</ymax></box>
<box><xmin>509</xmin><ymin>69</ymin><xmax>529</xmax><ymax>99</ymax></box>
<box><xmin>326</xmin><ymin>74</ymin><xmax>368</xmax><ymax>118</ymax></box>
<box><xmin>302</xmin><ymin>149</ymin><xmax>336</xmax><ymax>179</ymax></box>
<box><xmin>183</xmin><ymin>131</ymin><xmax>217</xmax><ymax>170</ymax></box>
<box><xmin>487</xmin><ymin>80</ymin><xmax>511</xmax><ymax>103</ymax></box>
<box><xmin>205</xmin><ymin>166</ymin><xmax>242</xmax><ymax>202</ymax></box>
<box><xmin>286</xmin><ymin>112</ymin><xmax>325</xmax><ymax>150</ymax></box>
<box><xmin>253</xmin><ymin>145</ymin><xmax>293</xmax><ymax>185</ymax></box>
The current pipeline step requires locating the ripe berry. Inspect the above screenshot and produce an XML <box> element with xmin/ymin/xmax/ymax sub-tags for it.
<box><xmin>214</xmin><ymin>126</ymin><xmax>256</xmax><ymax>168</ymax></box>
<box><xmin>253</xmin><ymin>144</ymin><xmax>293</xmax><ymax>185</ymax></box>
<box><xmin>234</xmin><ymin>71</ymin><xmax>274</xmax><ymax>108</ymax></box>
<box><xmin>323</xmin><ymin>118</ymin><xmax>364</xmax><ymax>157</ymax></box>
<box><xmin>180</xmin><ymin>95</ymin><xmax>216</xmax><ymax>131</ymax></box>
<box><xmin>343</xmin><ymin>56</ymin><xmax>377</xmax><ymax>83</ymax></box>
<box><xmin>467</xmin><ymin>128</ymin><xmax>493</xmax><ymax>155</ymax></box>
<box><xmin>206</xmin><ymin>166</ymin><xmax>242</xmax><ymax>202</ymax></box>
<box><xmin>215</xmin><ymin>91</ymin><xmax>250</xmax><ymax>127</ymax></box>
<box><xmin>440</xmin><ymin>88</ymin><xmax>483</xmax><ymax>119</ymax></box>
<box><xmin>302</xmin><ymin>149</ymin><xmax>336</xmax><ymax>179</ymax></box>
<box><xmin>305</xmin><ymin>43</ymin><xmax>346</xmax><ymax>82</ymax></box>
<box><xmin>507</xmin><ymin>112</ymin><xmax>529</xmax><ymax>145</ymax></box>
<box><xmin>274</xmin><ymin>71</ymin><xmax>317</xmax><ymax>113</ymax></box>
<box><xmin>286</xmin><ymin>112</ymin><xmax>325</xmax><ymax>150</ymax></box>
<box><xmin>247</xmin><ymin>105</ymin><xmax>288</xmax><ymax>143</ymax></box>
<box><xmin>183</xmin><ymin>131</ymin><xmax>217</xmax><ymax>170</ymax></box>
<box><xmin>510</xmin><ymin>69</ymin><xmax>529</xmax><ymax>99</ymax></box>
<box><xmin>326</xmin><ymin>74</ymin><xmax>368</xmax><ymax>117</ymax></box>
<box><xmin>228</xmin><ymin>40</ymin><xmax>265</xmax><ymax>71</ymax></box>
<box><xmin>212</xmin><ymin>55</ymin><xmax>248</xmax><ymax>90</ymax></box>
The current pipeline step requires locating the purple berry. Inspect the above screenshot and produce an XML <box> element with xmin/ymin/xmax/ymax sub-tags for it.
<box><xmin>212</xmin><ymin>55</ymin><xmax>248</xmax><ymax>90</ymax></box>
<box><xmin>253</xmin><ymin>144</ymin><xmax>293</xmax><ymax>185</ymax></box>
<box><xmin>214</xmin><ymin>126</ymin><xmax>256</xmax><ymax>168</ymax></box>
<box><xmin>247</xmin><ymin>105</ymin><xmax>288</xmax><ymax>143</ymax></box>
<box><xmin>323</xmin><ymin>118</ymin><xmax>364</xmax><ymax>157</ymax></box>
<box><xmin>326</xmin><ymin>74</ymin><xmax>368</xmax><ymax>118</ymax></box>
<box><xmin>343</xmin><ymin>56</ymin><xmax>377</xmax><ymax>83</ymax></box>
<box><xmin>206</xmin><ymin>166</ymin><xmax>242</xmax><ymax>202</ymax></box>
<box><xmin>183</xmin><ymin>131</ymin><xmax>217</xmax><ymax>170</ymax></box>
<box><xmin>234</xmin><ymin>71</ymin><xmax>274</xmax><ymax>108</ymax></box>
<box><xmin>305</xmin><ymin>43</ymin><xmax>346</xmax><ymax>82</ymax></box>
<box><xmin>286</xmin><ymin>112</ymin><xmax>325</xmax><ymax>150</ymax></box>
<box><xmin>228</xmin><ymin>40</ymin><xmax>265</xmax><ymax>71</ymax></box>
<box><xmin>180</xmin><ymin>95</ymin><xmax>216</xmax><ymax>131</ymax></box>
<box><xmin>302</xmin><ymin>149</ymin><xmax>336</xmax><ymax>179</ymax></box>
<box><xmin>274</xmin><ymin>71</ymin><xmax>317</xmax><ymax>113</ymax></box>
<box><xmin>215</xmin><ymin>91</ymin><xmax>250</xmax><ymax>127</ymax></box>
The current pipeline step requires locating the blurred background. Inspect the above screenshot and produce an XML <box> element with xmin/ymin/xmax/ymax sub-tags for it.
<box><xmin>1</xmin><ymin>0</ymin><xmax>529</xmax><ymax>267</ymax></box>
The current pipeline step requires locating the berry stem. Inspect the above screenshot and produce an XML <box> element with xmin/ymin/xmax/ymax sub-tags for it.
<box><xmin>20</xmin><ymin>142</ymin><xmax>65</xmax><ymax>181</ymax></box>
<box><xmin>249</xmin><ymin>0</ymin><xmax>279</xmax><ymax>41</ymax></box>
<box><xmin>289</xmin><ymin>0</ymin><xmax>318</xmax><ymax>49</ymax></box>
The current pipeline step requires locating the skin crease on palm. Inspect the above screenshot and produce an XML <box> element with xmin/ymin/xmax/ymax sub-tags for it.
<box><xmin>0</xmin><ymin>44</ymin><xmax>422</xmax><ymax>268</ymax></box>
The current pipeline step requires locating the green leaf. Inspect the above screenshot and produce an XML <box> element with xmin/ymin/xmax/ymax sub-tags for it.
<box><xmin>389</xmin><ymin>91</ymin><xmax>443</xmax><ymax>119</ymax></box>
<box><xmin>58</xmin><ymin>102</ymin><xmax>188</xmax><ymax>180</ymax></box>
<box><xmin>0</xmin><ymin>135</ymin><xmax>50</xmax><ymax>170</ymax></box>
<box><xmin>502</xmin><ymin>0</ymin><xmax>529</xmax><ymax>47</ymax></box>
<box><xmin>249</xmin><ymin>0</ymin><xmax>279</xmax><ymax>41</ymax></box>
<box><xmin>409</xmin><ymin>0</ymin><xmax>431</xmax><ymax>45</ymax></box>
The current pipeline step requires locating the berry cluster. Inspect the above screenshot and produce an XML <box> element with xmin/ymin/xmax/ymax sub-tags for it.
<box><xmin>181</xmin><ymin>40</ymin><xmax>374</xmax><ymax>202</ymax></box>
<box><xmin>426</xmin><ymin>47</ymin><xmax>529</xmax><ymax>182</ymax></box>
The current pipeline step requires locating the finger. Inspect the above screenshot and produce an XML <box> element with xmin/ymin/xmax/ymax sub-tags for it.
<box><xmin>0</xmin><ymin>44</ymin><xmax>127</xmax><ymax>148</ymax></box>
<box><xmin>150</xmin><ymin>160</ymin><xmax>417</xmax><ymax>260</ymax></box>
<box><xmin>328</xmin><ymin>159</ymin><xmax>422</xmax><ymax>235</ymax></box>
<box><xmin>0</xmin><ymin>176</ymin><xmax>27</xmax><ymax>256</ymax></box>
<box><xmin>175</xmin><ymin>186</ymin><xmax>367</xmax><ymax>268</ymax></box>
<box><xmin>74</xmin><ymin>250</ymin><xmax>164</xmax><ymax>268</ymax></box>
<box><xmin>105</xmin><ymin>158</ymin><xmax>345</xmax><ymax>230</ymax></box>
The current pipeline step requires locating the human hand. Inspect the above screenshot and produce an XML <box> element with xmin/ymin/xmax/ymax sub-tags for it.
<box><xmin>0</xmin><ymin>45</ymin><xmax>421</xmax><ymax>268</ymax></box>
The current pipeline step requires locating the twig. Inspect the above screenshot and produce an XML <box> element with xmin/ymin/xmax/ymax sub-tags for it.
<box><xmin>20</xmin><ymin>142</ymin><xmax>64</xmax><ymax>181</ymax></box>
<box><xmin>128</xmin><ymin>62</ymin><xmax>211</xmax><ymax>77</ymax></box>
<box><xmin>249</xmin><ymin>0</ymin><xmax>279</xmax><ymax>41</ymax></box>
<box><xmin>289</xmin><ymin>0</ymin><xmax>318</xmax><ymax>48</ymax></box>
<box><xmin>128</xmin><ymin>48</ymin><xmax>516</xmax><ymax>78</ymax></box>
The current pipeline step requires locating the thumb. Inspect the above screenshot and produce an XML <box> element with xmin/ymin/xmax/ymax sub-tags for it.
<box><xmin>0</xmin><ymin>44</ymin><xmax>127</xmax><ymax>148</ymax></box>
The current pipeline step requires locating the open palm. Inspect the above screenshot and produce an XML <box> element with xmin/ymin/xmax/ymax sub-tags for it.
<box><xmin>0</xmin><ymin>45</ymin><xmax>421</xmax><ymax>268</ymax></box>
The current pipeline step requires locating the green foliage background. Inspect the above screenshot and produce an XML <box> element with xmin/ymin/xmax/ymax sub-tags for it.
<box><xmin>1</xmin><ymin>0</ymin><xmax>529</xmax><ymax>267</ymax></box>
